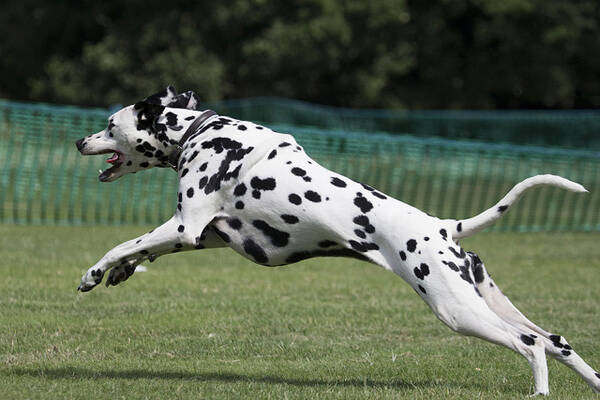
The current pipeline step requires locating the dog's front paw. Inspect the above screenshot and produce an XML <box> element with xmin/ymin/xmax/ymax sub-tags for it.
<box><xmin>77</xmin><ymin>267</ymin><xmax>105</xmax><ymax>292</ymax></box>
<box><xmin>105</xmin><ymin>263</ymin><xmax>137</xmax><ymax>287</ymax></box>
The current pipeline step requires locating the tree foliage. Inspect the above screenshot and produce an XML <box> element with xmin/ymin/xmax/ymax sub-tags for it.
<box><xmin>1</xmin><ymin>0</ymin><xmax>599</xmax><ymax>109</ymax></box>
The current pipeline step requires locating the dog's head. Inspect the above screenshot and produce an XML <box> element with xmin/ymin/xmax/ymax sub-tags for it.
<box><xmin>75</xmin><ymin>86</ymin><xmax>204</xmax><ymax>182</ymax></box>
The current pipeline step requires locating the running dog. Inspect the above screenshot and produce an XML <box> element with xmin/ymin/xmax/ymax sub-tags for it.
<box><xmin>75</xmin><ymin>86</ymin><xmax>599</xmax><ymax>395</ymax></box>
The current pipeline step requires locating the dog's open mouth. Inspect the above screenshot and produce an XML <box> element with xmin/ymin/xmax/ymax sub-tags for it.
<box><xmin>99</xmin><ymin>150</ymin><xmax>124</xmax><ymax>182</ymax></box>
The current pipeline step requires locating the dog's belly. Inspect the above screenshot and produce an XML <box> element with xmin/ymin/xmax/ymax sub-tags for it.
<box><xmin>210</xmin><ymin>215</ymin><xmax>369</xmax><ymax>266</ymax></box>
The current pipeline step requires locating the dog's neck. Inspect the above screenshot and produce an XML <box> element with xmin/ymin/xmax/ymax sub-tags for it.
<box><xmin>158</xmin><ymin>108</ymin><xmax>217</xmax><ymax>169</ymax></box>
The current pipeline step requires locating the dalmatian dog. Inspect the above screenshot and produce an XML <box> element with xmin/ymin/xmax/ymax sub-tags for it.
<box><xmin>75</xmin><ymin>86</ymin><xmax>599</xmax><ymax>395</ymax></box>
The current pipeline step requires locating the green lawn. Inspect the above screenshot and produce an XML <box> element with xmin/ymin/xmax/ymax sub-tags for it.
<box><xmin>1</xmin><ymin>224</ymin><xmax>599</xmax><ymax>399</ymax></box>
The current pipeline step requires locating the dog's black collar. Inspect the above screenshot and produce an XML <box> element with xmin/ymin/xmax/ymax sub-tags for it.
<box><xmin>167</xmin><ymin>110</ymin><xmax>217</xmax><ymax>170</ymax></box>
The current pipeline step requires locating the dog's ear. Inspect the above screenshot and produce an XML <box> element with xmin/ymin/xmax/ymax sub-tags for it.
<box><xmin>169</xmin><ymin>91</ymin><xmax>203</xmax><ymax>111</ymax></box>
<box><xmin>138</xmin><ymin>85</ymin><xmax>178</xmax><ymax>106</ymax></box>
<box><xmin>133</xmin><ymin>86</ymin><xmax>179</xmax><ymax>132</ymax></box>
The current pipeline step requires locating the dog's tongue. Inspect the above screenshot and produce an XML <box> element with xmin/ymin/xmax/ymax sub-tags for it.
<box><xmin>106</xmin><ymin>152</ymin><xmax>120</xmax><ymax>164</ymax></box>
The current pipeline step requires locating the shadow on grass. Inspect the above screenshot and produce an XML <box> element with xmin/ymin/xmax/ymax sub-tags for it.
<box><xmin>4</xmin><ymin>366</ymin><xmax>514</xmax><ymax>394</ymax></box>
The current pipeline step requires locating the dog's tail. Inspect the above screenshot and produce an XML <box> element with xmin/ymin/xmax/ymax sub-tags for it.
<box><xmin>445</xmin><ymin>174</ymin><xmax>587</xmax><ymax>240</ymax></box>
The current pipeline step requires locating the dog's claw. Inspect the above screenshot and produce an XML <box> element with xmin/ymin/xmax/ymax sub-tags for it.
<box><xmin>77</xmin><ymin>283</ymin><xmax>94</xmax><ymax>292</ymax></box>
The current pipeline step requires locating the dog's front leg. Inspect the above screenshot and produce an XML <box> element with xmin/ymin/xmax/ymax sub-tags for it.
<box><xmin>78</xmin><ymin>215</ymin><xmax>207</xmax><ymax>292</ymax></box>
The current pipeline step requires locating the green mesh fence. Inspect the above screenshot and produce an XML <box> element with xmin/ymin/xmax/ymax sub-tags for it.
<box><xmin>208</xmin><ymin>97</ymin><xmax>600</xmax><ymax>149</ymax></box>
<box><xmin>1</xmin><ymin>98</ymin><xmax>599</xmax><ymax>231</ymax></box>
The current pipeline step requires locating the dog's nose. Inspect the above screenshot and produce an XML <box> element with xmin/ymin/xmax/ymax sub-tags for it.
<box><xmin>75</xmin><ymin>138</ymin><xmax>85</xmax><ymax>152</ymax></box>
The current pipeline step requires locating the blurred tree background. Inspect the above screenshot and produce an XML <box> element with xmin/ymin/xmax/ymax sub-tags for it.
<box><xmin>1</xmin><ymin>0</ymin><xmax>599</xmax><ymax>109</ymax></box>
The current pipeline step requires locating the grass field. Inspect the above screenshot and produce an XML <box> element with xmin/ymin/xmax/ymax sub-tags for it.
<box><xmin>1</xmin><ymin>224</ymin><xmax>599</xmax><ymax>399</ymax></box>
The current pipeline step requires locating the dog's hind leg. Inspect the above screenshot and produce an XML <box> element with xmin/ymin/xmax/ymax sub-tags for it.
<box><xmin>425</xmin><ymin>273</ymin><xmax>551</xmax><ymax>395</ymax></box>
<box><xmin>469</xmin><ymin>253</ymin><xmax>600</xmax><ymax>393</ymax></box>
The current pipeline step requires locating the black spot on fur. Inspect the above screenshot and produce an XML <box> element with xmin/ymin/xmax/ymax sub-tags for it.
<box><xmin>457</xmin><ymin>222</ymin><xmax>462</xmax><ymax>232</ymax></box>
<box><xmin>164</xmin><ymin>112</ymin><xmax>178</xmax><ymax>126</ymax></box>
<box><xmin>285</xmin><ymin>248</ymin><xmax>369</xmax><ymax>264</ymax></box>
<box><xmin>199</xmin><ymin>162</ymin><xmax>208</xmax><ymax>171</ymax></box>
<box><xmin>550</xmin><ymin>335</ymin><xmax>564</xmax><ymax>348</ymax></box>
<box><xmin>199</xmin><ymin>176</ymin><xmax>208</xmax><ymax>189</ymax></box>
<box><xmin>181</xmin><ymin>168</ymin><xmax>189</xmax><ymax>178</ymax></box>
<box><xmin>562</xmin><ymin>350</ymin><xmax>571</xmax><ymax>356</ymax></box>
<box><xmin>186</xmin><ymin>187</ymin><xmax>194</xmax><ymax>198</ymax></box>
<box><xmin>353</xmin><ymin>215</ymin><xmax>375</xmax><ymax>233</ymax></box>
<box><xmin>407</xmin><ymin>239</ymin><xmax>417</xmax><ymax>252</ymax></box>
<box><xmin>399</xmin><ymin>251</ymin><xmax>407</xmax><ymax>261</ymax></box>
<box><xmin>177</xmin><ymin>225</ymin><xmax>185</xmax><ymax>232</ymax></box>
<box><xmin>268</xmin><ymin>149</ymin><xmax>277</xmax><ymax>159</ymax></box>
<box><xmin>289</xmin><ymin>193</ymin><xmax>302</xmax><ymax>205</ymax></box>
<box><xmin>234</xmin><ymin>183</ymin><xmax>247</xmax><ymax>196</ymax></box>
<box><xmin>243</xmin><ymin>239</ymin><xmax>268</xmax><ymax>263</ymax></box>
<box><xmin>279</xmin><ymin>142</ymin><xmax>291</xmax><ymax>147</ymax></box>
<box><xmin>354</xmin><ymin>229</ymin><xmax>366</xmax><ymax>239</ymax></box>
<box><xmin>424</xmin><ymin>236</ymin><xmax>429</xmax><ymax>241</ymax></box>
<box><xmin>448</xmin><ymin>246</ymin><xmax>466</xmax><ymax>259</ymax></box>
<box><xmin>353</xmin><ymin>193</ymin><xmax>373</xmax><ymax>213</ymax></box>
<box><xmin>250</xmin><ymin>177</ymin><xmax>276</xmax><ymax>198</ymax></box>
<box><xmin>349</xmin><ymin>240</ymin><xmax>379</xmax><ymax>252</ymax></box>
<box><xmin>235</xmin><ymin>201</ymin><xmax>244</xmax><ymax>209</ymax></box>
<box><xmin>202</xmin><ymin>146</ymin><xmax>252</xmax><ymax>195</ymax></box>
<box><xmin>521</xmin><ymin>334</ymin><xmax>535</xmax><ymax>346</ymax></box>
<box><xmin>418</xmin><ymin>285</ymin><xmax>426</xmax><ymax>294</ymax></box>
<box><xmin>305</xmin><ymin>190</ymin><xmax>322</xmax><ymax>202</ymax></box>
<box><xmin>319</xmin><ymin>240</ymin><xmax>338</xmax><ymax>248</ymax></box>
<box><xmin>140</xmin><ymin>162</ymin><xmax>149</xmax><ymax>168</ymax></box>
<box><xmin>413</xmin><ymin>263</ymin><xmax>430</xmax><ymax>280</ymax></box>
<box><xmin>201</xmin><ymin>137</ymin><xmax>242</xmax><ymax>153</ymax></box>
<box><xmin>372</xmin><ymin>191</ymin><xmax>387</xmax><ymax>200</ymax></box>
<box><xmin>291</xmin><ymin>167</ymin><xmax>306</xmax><ymax>176</ymax></box>
<box><xmin>281</xmin><ymin>214</ymin><xmax>299</xmax><ymax>224</ymax></box>
<box><xmin>227</xmin><ymin>218</ymin><xmax>242</xmax><ymax>230</ymax></box>
<box><xmin>498</xmin><ymin>205</ymin><xmax>508</xmax><ymax>213</ymax></box>
<box><xmin>253</xmin><ymin>220</ymin><xmax>289</xmax><ymax>247</ymax></box>
<box><xmin>187</xmin><ymin>150</ymin><xmax>199</xmax><ymax>163</ymax></box>
<box><xmin>443</xmin><ymin>260</ymin><xmax>460</xmax><ymax>272</ymax></box>
<box><xmin>331</xmin><ymin>177</ymin><xmax>347</xmax><ymax>187</ymax></box>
